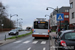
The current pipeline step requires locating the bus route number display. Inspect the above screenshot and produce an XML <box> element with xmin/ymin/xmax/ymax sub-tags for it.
<box><xmin>40</xmin><ymin>22</ymin><xmax>45</xmax><ymax>23</ymax></box>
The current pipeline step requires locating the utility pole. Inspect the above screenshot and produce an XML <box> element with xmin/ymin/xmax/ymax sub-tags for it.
<box><xmin>10</xmin><ymin>14</ymin><xmax>18</xmax><ymax>30</ymax></box>
<box><xmin>46</xmin><ymin>6</ymin><xmax>59</xmax><ymax>50</ymax></box>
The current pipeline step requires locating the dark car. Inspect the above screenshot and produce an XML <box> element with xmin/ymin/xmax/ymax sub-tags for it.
<box><xmin>54</xmin><ymin>30</ymin><xmax>75</xmax><ymax>50</ymax></box>
<box><xmin>8</xmin><ymin>29</ymin><xmax>19</xmax><ymax>35</ymax></box>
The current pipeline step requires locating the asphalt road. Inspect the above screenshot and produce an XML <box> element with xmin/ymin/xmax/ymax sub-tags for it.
<box><xmin>0</xmin><ymin>31</ymin><xmax>30</xmax><ymax>41</ymax></box>
<box><xmin>0</xmin><ymin>35</ymin><xmax>50</xmax><ymax>50</ymax></box>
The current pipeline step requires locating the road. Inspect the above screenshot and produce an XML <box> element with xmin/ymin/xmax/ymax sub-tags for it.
<box><xmin>0</xmin><ymin>35</ymin><xmax>50</xmax><ymax>50</ymax></box>
<box><xmin>0</xmin><ymin>31</ymin><xmax>30</xmax><ymax>41</ymax></box>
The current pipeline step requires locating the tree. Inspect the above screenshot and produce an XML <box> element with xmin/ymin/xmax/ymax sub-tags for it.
<box><xmin>0</xmin><ymin>2</ymin><xmax>15</xmax><ymax>29</ymax></box>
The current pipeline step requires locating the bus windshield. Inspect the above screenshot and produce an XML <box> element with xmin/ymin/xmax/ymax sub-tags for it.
<box><xmin>34</xmin><ymin>21</ymin><xmax>48</xmax><ymax>29</ymax></box>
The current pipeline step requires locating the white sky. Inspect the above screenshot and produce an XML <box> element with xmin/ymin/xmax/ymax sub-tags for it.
<box><xmin>0</xmin><ymin>0</ymin><xmax>70</xmax><ymax>29</ymax></box>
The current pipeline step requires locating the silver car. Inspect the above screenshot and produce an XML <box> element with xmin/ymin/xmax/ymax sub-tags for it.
<box><xmin>8</xmin><ymin>29</ymin><xmax>19</xmax><ymax>35</ymax></box>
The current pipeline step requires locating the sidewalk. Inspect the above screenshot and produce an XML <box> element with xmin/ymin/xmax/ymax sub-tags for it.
<box><xmin>50</xmin><ymin>32</ymin><xmax>57</xmax><ymax>50</ymax></box>
<box><xmin>0</xmin><ymin>39</ymin><xmax>16</xmax><ymax>46</ymax></box>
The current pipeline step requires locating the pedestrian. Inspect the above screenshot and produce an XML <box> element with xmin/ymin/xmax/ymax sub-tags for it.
<box><xmin>58</xmin><ymin>28</ymin><xmax>60</xmax><ymax>32</ymax></box>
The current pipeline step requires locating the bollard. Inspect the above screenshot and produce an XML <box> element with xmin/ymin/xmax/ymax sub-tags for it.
<box><xmin>16</xmin><ymin>35</ymin><xmax>18</xmax><ymax>40</ymax></box>
<box><xmin>5</xmin><ymin>34</ymin><xmax>6</xmax><ymax>41</ymax></box>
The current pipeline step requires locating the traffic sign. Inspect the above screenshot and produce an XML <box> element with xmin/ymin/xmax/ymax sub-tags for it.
<box><xmin>56</xmin><ymin>13</ymin><xmax>64</xmax><ymax>21</ymax></box>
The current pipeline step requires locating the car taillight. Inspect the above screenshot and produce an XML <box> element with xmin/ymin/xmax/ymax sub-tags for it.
<box><xmin>60</xmin><ymin>40</ymin><xmax>67</xmax><ymax>47</ymax></box>
<box><xmin>48</xmin><ymin>30</ymin><xmax>49</xmax><ymax>33</ymax></box>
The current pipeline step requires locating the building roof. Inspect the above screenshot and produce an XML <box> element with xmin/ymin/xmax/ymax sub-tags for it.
<box><xmin>50</xmin><ymin>6</ymin><xmax>70</xmax><ymax>16</ymax></box>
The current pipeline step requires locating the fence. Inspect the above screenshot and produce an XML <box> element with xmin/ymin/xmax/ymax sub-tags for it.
<box><xmin>0</xmin><ymin>28</ymin><xmax>15</xmax><ymax>32</ymax></box>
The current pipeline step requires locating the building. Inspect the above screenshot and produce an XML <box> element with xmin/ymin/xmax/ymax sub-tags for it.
<box><xmin>58</xmin><ymin>12</ymin><xmax>69</xmax><ymax>30</ymax></box>
<box><xmin>69</xmin><ymin>0</ymin><xmax>75</xmax><ymax>29</ymax></box>
<box><xmin>50</xmin><ymin>6</ymin><xmax>70</xmax><ymax>30</ymax></box>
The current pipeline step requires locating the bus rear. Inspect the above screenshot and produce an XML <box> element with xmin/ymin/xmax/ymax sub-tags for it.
<box><xmin>32</xmin><ymin>21</ymin><xmax>49</xmax><ymax>38</ymax></box>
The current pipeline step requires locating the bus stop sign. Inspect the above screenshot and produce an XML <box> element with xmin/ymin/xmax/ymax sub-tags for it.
<box><xmin>56</xmin><ymin>13</ymin><xmax>64</xmax><ymax>21</ymax></box>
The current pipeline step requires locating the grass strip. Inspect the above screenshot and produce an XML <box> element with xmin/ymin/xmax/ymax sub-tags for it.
<box><xmin>7</xmin><ymin>31</ymin><xmax>32</xmax><ymax>39</ymax></box>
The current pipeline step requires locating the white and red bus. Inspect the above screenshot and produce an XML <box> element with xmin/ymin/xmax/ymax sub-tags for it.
<box><xmin>32</xmin><ymin>18</ymin><xmax>49</xmax><ymax>38</ymax></box>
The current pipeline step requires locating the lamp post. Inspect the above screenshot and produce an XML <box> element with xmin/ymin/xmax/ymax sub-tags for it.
<box><xmin>46</xmin><ymin>7</ymin><xmax>59</xmax><ymax>50</ymax></box>
<box><xmin>45</xmin><ymin>15</ymin><xmax>50</xmax><ymax>30</ymax></box>
<box><xmin>17</xmin><ymin>18</ymin><xmax>23</xmax><ymax>28</ymax></box>
<box><xmin>19</xmin><ymin>22</ymin><xmax>23</xmax><ymax>28</ymax></box>
<box><xmin>10</xmin><ymin>14</ymin><xmax>18</xmax><ymax>30</ymax></box>
<box><xmin>46</xmin><ymin>7</ymin><xmax>62</xmax><ymax>31</ymax></box>
<box><xmin>46</xmin><ymin>7</ymin><xmax>60</xmax><ymax>29</ymax></box>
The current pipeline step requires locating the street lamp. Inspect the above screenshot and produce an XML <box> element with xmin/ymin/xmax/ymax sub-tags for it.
<box><xmin>19</xmin><ymin>22</ymin><xmax>23</xmax><ymax>29</ymax></box>
<box><xmin>17</xmin><ymin>18</ymin><xmax>23</xmax><ymax>28</ymax></box>
<box><xmin>45</xmin><ymin>15</ymin><xmax>50</xmax><ymax>17</ymax></box>
<box><xmin>46</xmin><ymin>7</ymin><xmax>62</xmax><ymax>31</ymax></box>
<box><xmin>10</xmin><ymin>14</ymin><xmax>18</xmax><ymax>30</ymax></box>
<box><xmin>46</xmin><ymin>7</ymin><xmax>59</xmax><ymax>50</ymax></box>
<box><xmin>45</xmin><ymin>14</ymin><xmax>50</xmax><ymax>29</ymax></box>
<box><xmin>46</xmin><ymin>7</ymin><xmax>58</xmax><ymax>12</ymax></box>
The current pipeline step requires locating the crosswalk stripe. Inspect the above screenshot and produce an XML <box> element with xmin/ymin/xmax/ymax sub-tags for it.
<box><xmin>32</xmin><ymin>41</ymin><xmax>38</xmax><ymax>44</ymax></box>
<box><xmin>27</xmin><ymin>47</ymin><xmax>31</xmax><ymax>50</ymax></box>
<box><xmin>43</xmin><ymin>47</ymin><xmax>46</xmax><ymax>50</ymax></box>
<box><xmin>23</xmin><ymin>41</ymin><xmax>30</xmax><ymax>44</ymax></box>
<box><xmin>41</xmin><ymin>41</ymin><xmax>46</xmax><ymax>44</ymax></box>
<box><xmin>14</xmin><ymin>41</ymin><xmax>21</xmax><ymax>43</ymax></box>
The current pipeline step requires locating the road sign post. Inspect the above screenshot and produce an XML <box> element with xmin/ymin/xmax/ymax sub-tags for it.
<box><xmin>57</xmin><ymin>13</ymin><xmax>64</xmax><ymax>30</ymax></box>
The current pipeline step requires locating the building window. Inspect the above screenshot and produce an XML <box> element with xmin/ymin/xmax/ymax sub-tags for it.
<box><xmin>65</xmin><ymin>10</ymin><xmax>69</xmax><ymax>12</ymax></box>
<box><xmin>50</xmin><ymin>15</ymin><xmax>52</xmax><ymax>18</ymax></box>
<box><xmin>70</xmin><ymin>2</ymin><xmax>73</xmax><ymax>8</ymax></box>
<box><xmin>65</xmin><ymin>15</ymin><xmax>69</xmax><ymax>18</ymax></box>
<box><xmin>72</xmin><ymin>12</ymin><xmax>74</xmax><ymax>19</ymax></box>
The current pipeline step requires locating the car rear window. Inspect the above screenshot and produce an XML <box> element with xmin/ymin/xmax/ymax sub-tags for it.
<box><xmin>65</xmin><ymin>32</ymin><xmax>75</xmax><ymax>40</ymax></box>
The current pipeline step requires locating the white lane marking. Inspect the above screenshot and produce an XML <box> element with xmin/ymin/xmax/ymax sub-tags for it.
<box><xmin>41</xmin><ymin>41</ymin><xmax>46</xmax><ymax>44</ymax></box>
<box><xmin>23</xmin><ymin>41</ymin><xmax>30</xmax><ymax>44</ymax></box>
<box><xmin>43</xmin><ymin>47</ymin><xmax>46</xmax><ymax>50</ymax></box>
<box><xmin>32</xmin><ymin>41</ymin><xmax>38</xmax><ymax>44</ymax></box>
<box><xmin>27</xmin><ymin>47</ymin><xmax>31</xmax><ymax>50</ymax></box>
<box><xmin>13</xmin><ymin>41</ymin><xmax>21</xmax><ymax>43</ymax></box>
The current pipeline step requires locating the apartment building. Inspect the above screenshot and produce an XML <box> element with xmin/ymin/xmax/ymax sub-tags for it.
<box><xmin>69</xmin><ymin>0</ymin><xmax>75</xmax><ymax>29</ymax></box>
<box><xmin>50</xmin><ymin>7</ymin><xmax>70</xmax><ymax>30</ymax></box>
<box><xmin>58</xmin><ymin>12</ymin><xmax>69</xmax><ymax>30</ymax></box>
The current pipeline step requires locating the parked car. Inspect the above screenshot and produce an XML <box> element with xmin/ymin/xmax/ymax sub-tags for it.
<box><xmin>8</xmin><ymin>29</ymin><xmax>19</xmax><ymax>35</ymax></box>
<box><xmin>54</xmin><ymin>30</ymin><xmax>75</xmax><ymax>50</ymax></box>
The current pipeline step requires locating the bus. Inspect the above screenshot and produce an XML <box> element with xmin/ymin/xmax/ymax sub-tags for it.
<box><xmin>32</xmin><ymin>18</ymin><xmax>49</xmax><ymax>38</ymax></box>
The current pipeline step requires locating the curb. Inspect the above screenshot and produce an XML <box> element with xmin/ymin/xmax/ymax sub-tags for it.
<box><xmin>0</xmin><ymin>39</ymin><xmax>16</xmax><ymax>46</ymax></box>
<box><xmin>0</xmin><ymin>32</ymin><xmax>32</xmax><ymax>46</ymax></box>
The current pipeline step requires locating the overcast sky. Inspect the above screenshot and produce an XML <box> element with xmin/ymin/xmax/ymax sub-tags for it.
<box><xmin>0</xmin><ymin>0</ymin><xmax>70</xmax><ymax>29</ymax></box>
